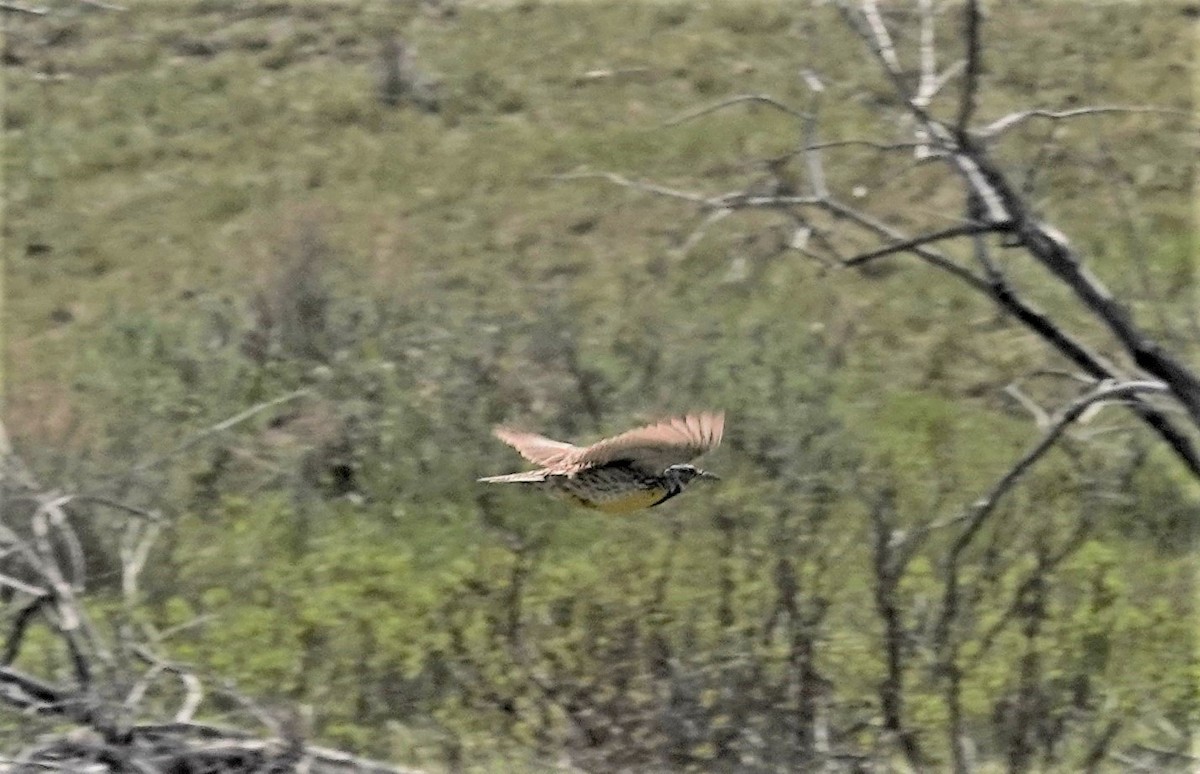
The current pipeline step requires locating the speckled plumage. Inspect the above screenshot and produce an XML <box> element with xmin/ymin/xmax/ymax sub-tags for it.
<box><xmin>479</xmin><ymin>412</ymin><xmax>724</xmax><ymax>513</ymax></box>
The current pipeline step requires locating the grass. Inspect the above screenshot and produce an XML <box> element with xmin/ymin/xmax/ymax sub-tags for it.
<box><xmin>3</xmin><ymin>0</ymin><xmax>1197</xmax><ymax>769</ymax></box>
<box><xmin>9</xmin><ymin>2</ymin><xmax>1193</xmax><ymax>393</ymax></box>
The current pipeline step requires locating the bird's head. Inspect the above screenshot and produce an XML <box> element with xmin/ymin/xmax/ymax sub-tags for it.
<box><xmin>664</xmin><ymin>463</ymin><xmax>720</xmax><ymax>487</ymax></box>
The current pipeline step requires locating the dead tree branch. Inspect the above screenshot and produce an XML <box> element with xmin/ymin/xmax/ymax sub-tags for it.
<box><xmin>954</xmin><ymin>0</ymin><xmax>982</xmax><ymax>140</ymax></box>
<box><xmin>978</xmin><ymin>105</ymin><xmax>1191</xmax><ymax>139</ymax></box>
<box><xmin>842</xmin><ymin>221</ymin><xmax>1009</xmax><ymax>268</ymax></box>
<box><xmin>839</xmin><ymin>0</ymin><xmax>1200</xmax><ymax>435</ymax></box>
<box><xmin>0</xmin><ymin>424</ymin><xmax>426</xmax><ymax>774</ymax></box>
<box><xmin>568</xmin><ymin>0</ymin><xmax>1200</xmax><ymax>478</ymax></box>
<box><xmin>0</xmin><ymin>1</ymin><xmax>46</xmax><ymax>14</ymax></box>
<box><xmin>933</xmin><ymin>379</ymin><xmax>1168</xmax><ymax>566</ymax></box>
<box><xmin>663</xmin><ymin>93</ymin><xmax>810</xmax><ymax>126</ymax></box>
<box><xmin>108</xmin><ymin>388</ymin><xmax>311</xmax><ymax>483</ymax></box>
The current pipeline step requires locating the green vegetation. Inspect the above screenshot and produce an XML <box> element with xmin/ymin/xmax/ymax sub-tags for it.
<box><xmin>4</xmin><ymin>0</ymin><xmax>1197</xmax><ymax>771</ymax></box>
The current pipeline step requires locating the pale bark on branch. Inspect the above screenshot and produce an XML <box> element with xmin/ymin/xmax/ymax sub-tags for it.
<box><xmin>0</xmin><ymin>422</ymin><xmax>422</xmax><ymax>774</ymax></box>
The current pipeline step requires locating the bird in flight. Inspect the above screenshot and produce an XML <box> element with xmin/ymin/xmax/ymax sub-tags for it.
<box><xmin>479</xmin><ymin>412</ymin><xmax>724</xmax><ymax>513</ymax></box>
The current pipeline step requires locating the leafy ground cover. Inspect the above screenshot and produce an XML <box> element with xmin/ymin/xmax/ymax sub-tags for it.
<box><xmin>3</xmin><ymin>1</ymin><xmax>1197</xmax><ymax>770</ymax></box>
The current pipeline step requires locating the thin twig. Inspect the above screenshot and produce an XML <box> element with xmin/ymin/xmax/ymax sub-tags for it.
<box><xmin>800</xmin><ymin>70</ymin><xmax>829</xmax><ymax>197</ymax></box>
<box><xmin>860</xmin><ymin>0</ymin><xmax>904</xmax><ymax>79</ymax></box>
<box><xmin>817</xmin><ymin>198</ymin><xmax>989</xmax><ymax>291</ymax></box>
<box><xmin>671</xmin><ymin>207</ymin><xmax>732</xmax><ymax>257</ymax></box>
<box><xmin>34</xmin><ymin>496</ymin><xmax>86</xmax><ymax>590</ymax></box>
<box><xmin>929</xmin><ymin>60</ymin><xmax>967</xmax><ymax>102</ymax></box>
<box><xmin>842</xmin><ymin>221</ymin><xmax>1009</xmax><ymax>268</ymax></box>
<box><xmin>842</xmin><ymin>1</ymin><xmax>1010</xmax><ymax>222</ymax></box>
<box><xmin>120</xmin><ymin>521</ymin><xmax>163</xmax><ymax>606</ymax></box>
<box><xmin>663</xmin><ymin>93</ymin><xmax>808</xmax><ymax>126</ymax></box>
<box><xmin>75</xmin><ymin>495</ymin><xmax>163</xmax><ymax>522</ymax></box>
<box><xmin>939</xmin><ymin>380</ymin><xmax>1169</xmax><ymax>549</ymax></box>
<box><xmin>967</xmin><ymin>143</ymin><xmax>1200</xmax><ymax>427</ymax></box>
<box><xmin>0</xmin><ymin>571</ymin><xmax>47</xmax><ymax>598</ymax></box>
<box><xmin>0</xmin><ymin>1</ymin><xmax>47</xmax><ymax>14</ymax></box>
<box><xmin>112</xmin><ymin>389</ymin><xmax>311</xmax><ymax>482</ymax></box>
<box><xmin>979</xmin><ymin>105</ymin><xmax>1191</xmax><ymax>139</ymax></box>
<box><xmin>843</xmin><ymin>0</ymin><xmax>1200</xmax><ymax>441</ymax></box>
<box><xmin>2</xmin><ymin>596</ymin><xmax>48</xmax><ymax>666</ymax></box>
<box><xmin>550</xmin><ymin>171</ymin><xmax>709</xmax><ymax>204</ymax></box>
<box><xmin>1003</xmin><ymin>384</ymin><xmax>1050</xmax><ymax>429</ymax></box>
<box><xmin>801</xmin><ymin>139</ymin><xmax>928</xmax><ymax>153</ymax></box>
<box><xmin>130</xmin><ymin>645</ymin><xmax>205</xmax><ymax>723</ymax></box>
<box><xmin>77</xmin><ymin>0</ymin><xmax>127</xmax><ymax>9</ymax></box>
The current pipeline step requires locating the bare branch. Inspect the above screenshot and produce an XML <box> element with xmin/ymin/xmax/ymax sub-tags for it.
<box><xmin>817</xmin><ymin>198</ymin><xmax>990</xmax><ymax>291</ymax></box>
<box><xmin>150</xmin><ymin>614</ymin><xmax>217</xmax><ymax>643</ymax></box>
<box><xmin>911</xmin><ymin>0</ymin><xmax>938</xmax><ymax>156</ymax></box>
<box><xmin>939</xmin><ymin>379</ymin><xmax>1170</xmax><ymax>554</ymax></box>
<box><xmin>965</xmin><ymin>149</ymin><xmax>1200</xmax><ymax>426</ymax></box>
<box><xmin>124</xmin><ymin>661</ymin><xmax>167</xmax><ymax>713</ymax></box>
<box><xmin>914</xmin><ymin>0</ymin><xmax>937</xmax><ymax>107</ymax></box>
<box><xmin>721</xmin><ymin>192</ymin><xmax>824</xmax><ymax>209</ymax></box>
<box><xmin>842</xmin><ymin>221</ymin><xmax>1009</xmax><ymax>268</ymax></box>
<box><xmin>860</xmin><ymin>0</ymin><xmax>905</xmax><ymax>80</ymax></box>
<box><xmin>1081</xmin><ymin>718</ymin><xmax>1123</xmax><ymax>771</ymax></box>
<box><xmin>839</xmin><ymin>0</ymin><xmax>1010</xmax><ymax>221</ymax></box>
<box><xmin>979</xmin><ymin>105</ymin><xmax>1191</xmax><ymax>139</ymax></box>
<box><xmin>304</xmin><ymin>743</ymin><xmax>432</xmax><ymax>774</ymax></box>
<box><xmin>550</xmin><ymin>171</ymin><xmax>710</xmax><ymax>204</ymax></box>
<box><xmin>77</xmin><ymin>0</ymin><xmax>126</xmax><ymax>9</ymax></box>
<box><xmin>120</xmin><ymin>521</ymin><xmax>163</xmax><ymax>606</ymax></box>
<box><xmin>801</xmin><ymin>139</ymin><xmax>929</xmax><ymax>153</ymax></box>
<box><xmin>788</xmin><ymin>191</ymin><xmax>1194</xmax><ymax>475</ymax></box>
<box><xmin>954</xmin><ymin>0</ymin><xmax>982</xmax><ymax>140</ymax></box>
<box><xmin>0</xmin><ymin>666</ymin><xmax>90</xmax><ymax>724</ymax></box>
<box><xmin>1127</xmin><ymin>744</ymin><xmax>1200</xmax><ymax>766</ymax></box>
<box><xmin>799</xmin><ymin>70</ymin><xmax>829</xmax><ymax>197</ymax></box>
<box><xmin>110</xmin><ymin>388</ymin><xmax>311</xmax><ymax>483</ymax></box>
<box><xmin>0</xmin><ymin>571</ymin><xmax>47</xmax><ymax>599</ymax></box>
<box><xmin>928</xmin><ymin>59</ymin><xmax>966</xmax><ymax>101</ymax></box>
<box><xmin>1002</xmin><ymin>383</ymin><xmax>1051</xmax><ymax>429</ymax></box>
<box><xmin>2</xmin><ymin>596</ymin><xmax>48</xmax><ymax>666</ymax></box>
<box><xmin>33</xmin><ymin>496</ymin><xmax>85</xmax><ymax>591</ymax></box>
<box><xmin>671</xmin><ymin>207</ymin><xmax>732</xmax><ymax>258</ymax></box>
<box><xmin>173</xmin><ymin>680</ymin><xmax>204</xmax><ymax>725</ymax></box>
<box><xmin>663</xmin><ymin>93</ymin><xmax>808</xmax><ymax>126</ymax></box>
<box><xmin>869</xmin><ymin>490</ymin><xmax>925</xmax><ymax>769</ymax></box>
<box><xmin>75</xmin><ymin>495</ymin><xmax>163</xmax><ymax>522</ymax></box>
<box><xmin>0</xmin><ymin>1</ymin><xmax>47</xmax><ymax>14</ymax></box>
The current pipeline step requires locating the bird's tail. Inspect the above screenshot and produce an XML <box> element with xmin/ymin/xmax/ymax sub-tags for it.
<box><xmin>477</xmin><ymin>470</ymin><xmax>551</xmax><ymax>484</ymax></box>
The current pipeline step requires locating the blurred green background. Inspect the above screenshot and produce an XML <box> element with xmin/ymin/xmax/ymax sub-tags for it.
<box><xmin>4</xmin><ymin>0</ymin><xmax>1197</xmax><ymax>770</ymax></box>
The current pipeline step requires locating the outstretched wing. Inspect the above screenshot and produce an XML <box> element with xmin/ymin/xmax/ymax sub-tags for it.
<box><xmin>569</xmin><ymin>411</ymin><xmax>724</xmax><ymax>474</ymax></box>
<box><xmin>491</xmin><ymin>427</ymin><xmax>580</xmax><ymax>468</ymax></box>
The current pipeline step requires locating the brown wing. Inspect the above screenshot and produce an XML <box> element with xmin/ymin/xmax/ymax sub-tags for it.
<box><xmin>568</xmin><ymin>411</ymin><xmax>724</xmax><ymax>474</ymax></box>
<box><xmin>491</xmin><ymin>427</ymin><xmax>580</xmax><ymax>468</ymax></box>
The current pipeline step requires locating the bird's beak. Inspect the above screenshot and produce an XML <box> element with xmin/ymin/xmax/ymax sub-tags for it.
<box><xmin>698</xmin><ymin>470</ymin><xmax>720</xmax><ymax>481</ymax></box>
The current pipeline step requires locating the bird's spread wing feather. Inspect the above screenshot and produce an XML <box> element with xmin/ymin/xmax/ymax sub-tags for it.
<box><xmin>569</xmin><ymin>411</ymin><xmax>724</xmax><ymax>473</ymax></box>
<box><xmin>491</xmin><ymin>427</ymin><xmax>580</xmax><ymax>468</ymax></box>
<box><xmin>477</xmin><ymin>469</ymin><xmax>553</xmax><ymax>483</ymax></box>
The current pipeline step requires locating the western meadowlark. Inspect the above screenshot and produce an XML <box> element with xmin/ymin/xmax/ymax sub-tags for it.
<box><xmin>478</xmin><ymin>412</ymin><xmax>724</xmax><ymax>513</ymax></box>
